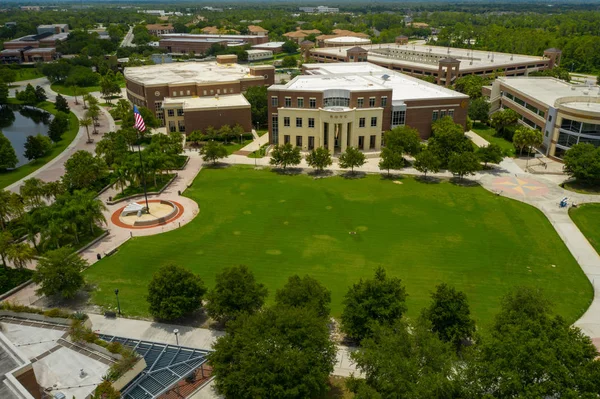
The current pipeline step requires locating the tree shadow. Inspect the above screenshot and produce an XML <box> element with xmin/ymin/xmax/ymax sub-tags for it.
<box><xmin>415</xmin><ymin>175</ymin><xmax>442</xmax><ymax>184</ymax></box>
<box><xmin>309</xmin><ymin>169</ymin><xmax>335</xmax><ymax>179</ymax></box>
<box><xmin>33</xmin><ymin>284</ymin><xmax>93</xmax><ymax>311</ymax></box>
<box><xmin>272</xmin><ymin>167</ymin><xmax>303</xmax><ymax>175</ymax></box>
<box><xmin>449</xmin><ymin>177</ymin><xmax>480</xmax><ymax>187</ymax></box>
<box><xmin>379</xmin><ymin>173</ymin><xmax>405</xmax><ymax>181</ymax></box>
<box><xmin>204</xmin><ymin>162</ymin><xmax>230</xmax><ymax>169</ymax></box>
<box><xmin>340</xmin><ymin>171</ymin><xmax>366</xmax><ymax>180</ymax></box>
<box><xmin>149</xmin><ymin>308</ymin><xmax>211</xmax><ymax>329</ymax></box>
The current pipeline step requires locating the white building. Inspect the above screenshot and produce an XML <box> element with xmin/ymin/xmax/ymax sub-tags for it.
<box><xmin>299</xmin><ymin>5</ymin><xmax>340</xmax><ymax>13</ymax></box>
<box><xmin>246</xmin><ymin>49</ymin><xmax>273</xmax><ymax>61</ymax></box>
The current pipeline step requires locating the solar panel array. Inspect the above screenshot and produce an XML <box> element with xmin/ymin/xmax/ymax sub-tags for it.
<box><xmin>98</xmin><ymin>335</ymin><xmax>210</xmax><ymax>399</ymax></box>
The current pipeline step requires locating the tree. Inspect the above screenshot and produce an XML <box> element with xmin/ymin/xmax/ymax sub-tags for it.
<box><xmin>33</xmin><ymin>247</ymin><xmax>87</xmax><ymax>299</ymax></box>
<box><xmin>512</xmin><ymin>127</ymin><xmax>528</xmax><ymax>156</ymax></box>
<box><xmin>468</xmin><ymin>97</ymin><xmax>490</xmax><ymax>123</ymax></box>
<box><xmin>205</xmin><ymin>265</ymin><xmax>268</xmax><ymax>322</ymax></box>
<box><xmin>305</xmin><ymin>147</ymin><xmax>332</xmax><ymax>172</ymax></box>
<box><xmin>448</xmin><ymin>152</ymin><xmax>481</xmax><ymax>180</ymax></box>
<box><xmin>209</xmin><ymin>306</ymin><xmax>336</xmax><ymax>399</ymax></box>
<box><xmin>24</xmin><ymin>135</ymin><xmax>52</xmax><ymax>161</ymax></box>
<box><xmin>243</xmin><ymin>85</ymin><xmax>267</xmax><ymax>127</ymax></box>
<box><xmin>34</xmin><ymin>85</ymin><xmax>46</xmax><ymax>103</ymax></box>
<box><xmin>269</xmin><ymin>143</ymin><xmax>301</xmax><ymax>169</ymax></box>
<box><xmin>20</xmin><ymin>178</ymin><xmax>46</xmax><ymax>209</ymax></box>
<box><xmin>6</xmin><ymin>242</ymin><xmax>35</xmax><ymax>269</ymax></box>
<box><xmin>476</xmin><ymin>143</ymin><xmax>504</xmax><ymax>166</ymax></box>
<box><xmin>472</xmin><ymin>287</ymin><xmax>600</xmax><ymax>398</ymax></box>
<box><xmin>48</xmin><ymin>112</ymin><xmax>69</xmax><ymax>143</ymax></box>
<box><xmin>422</xmin><ymin>283</ymin><xmax>476</xmax><ymax>351</ymax></box>
<box><xmin>341</xmin><ymin>267</ymin><xmax>408</xmax><ymax>342</ymax></box>
<box><xmin>0</xmin><ymin>231</ymin><xmax>12</xmax><ymax>265</ymax></box>
<box><xmin>200</xmin><ymin>140</ymin><xmax>227</xmax><ymax>164</ymax></box>
<box><xmin>490</xmin><ymin>108</ymin><xmax>519</xmax><ymax>139</ymax></box>
<box><xmin>453</xmin><ymin>74</ymin><xmax>486</xmax><ymax>99</ymax></box>
<box><xmin>384</xmin><ymin>126</ymin><xmax>421</xmax><ymax>155</ymax></box>
<box><xmin>54</xmin><ymin>94</ymin><xmax>70</xmax><ymax>114</ymax></box>
<box><xmin>79</xmin><ymin>117</ymin><xmax>93</xmax><ymax>143</ymax></box>
<box><xmin>0</xmin><ymin>82</ymin><xmax>8</xmax><ymax>105</ymax></box>
<box><xmin>15</xmin><ymin>84</ymin><xmax>39</xmax><ymax>105</ymax></box>
<box><xmin>338</xmin><ymin>146</ymin><xmax>366</xmax><ymax>173</ymax></box>
<box><xmin>100</xmin><ymin>71</ymin><xmax>120</xmax><ymax>103</ymax></box>
<box><xmin>348</xmin><ymin>319</ymin><xmax>461</xmax><ymax>399</ymax></box>
<box><xmin>282</xmin><ymin>40</ymin><xmax>299</xmax><ymax>53</ymax></box>
<box><xmin>147</xmin><ymin>264</ymin><xmax>207</xmax><ymax>321</ymax></box>
<box><xmin>378</xmin><ymin>147</ymin><xmax>404</xmax><ymax>176</ymax></box>
<box><xmin>275</xmin><ymin>275</ymin><xmax>331</xmax><ymax>318</ymax></box>
<box><xmin>0</xmin><ymin>190</ymin><xmax>23</xmax><ymax>231</ymax></box>
<box><xmin>563</xmin><ymin>143</ymin><xmax>600</xmax><ymax>185</ymax></box>
<box><xmin>281</xmin><ymin>56</ymin><xmax>298</xmax><ymax>68</ymax></box>
<box><xmin>413</xmin><ymin>149</ymin><xmax>441</xmax><ymax>178</ymax></box>
<box><xmin>428</xmin><ymin>116</ymin><xmax>473</xmax><ymax>167</ymax></box>
<box><xmin>0</xmin><ymin>131</ymin><xmax>17</xmax><ymax>170</ymax></box>
<box><xmin>62</xmin><ymin>150</ymin><xmax>108</xmax><ymax>191</ymax></box>
<box><xmin>86</xmin><ymin>105</ymin><xmax>100</xmax><ymax>134</ymax></box>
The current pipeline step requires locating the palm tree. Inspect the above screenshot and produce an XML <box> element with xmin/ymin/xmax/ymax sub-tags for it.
<box><xmin>80</xmin><ymin>117</ymin><xmax>93</xmax><ymax>143</ymax></box>
<box><xmin>85</xmin><ymin>106</ymin><xmax>100</xmax><ymax>134</ymax></box>
<box><xmin>20</xmin><ymin>178</ymin><xmax>46</xmax><ymax>209</ymax></box>
<box><xmin>6</xmin><ymin>242</ymin><xmax>35</xmax><ymax>268</ymax></box>
<box><xmin>115</xmin><ymin>99</ymin><xmax>131</xmax><ymax>121</ymax></box>
<box><xmin>77</xmin><ymin>191</ymin><xmax>107</xmax><ymax>235</ymax></box>
<box><xmin>82</xmin><ymin>93</ymin><xmax>95</xmax><ymax>110</ymax></box>
<box><xmin>113</xmin><ymin>165</ymin><xmax>129</xmax><ymax>195</ymax></box>
<box><xmin>21</xmin><ymin>213</ymin><xmax>39</xmax><ymax>251</ymax></box>
<box><xmin>72</xmin><ymin>85</ymin><xmax>80</xmax><ymax>105</ymax></box>
<box><xmin>0</xmin><ymin>190</ymin><xmax>23</xmax><ymax>231</ymax></box>
<box><xmin>0</xmin><ymin>231</ymin><xmax>12</xmax><ymax>265</ymax></box>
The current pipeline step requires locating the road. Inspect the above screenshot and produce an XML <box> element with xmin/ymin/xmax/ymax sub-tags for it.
<box><xmin>120</xmin><ymin>26</ymin><xmax>134</xmax><ymax>47</ymax></box>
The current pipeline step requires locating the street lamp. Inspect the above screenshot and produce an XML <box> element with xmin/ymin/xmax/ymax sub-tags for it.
<box><xmin>240</xmin><ymin>133</ymin><xmax>243</xmax><ymax>145</ymax></box>
<box><xmin>114</xmin><ymin>289</ymin><xmax>121</xmax><ymax>316</ymax></box>
<box><xmin>173</xmin><ymin>329</ymin><xmax>179</xmax><ymax>345</ymax></box>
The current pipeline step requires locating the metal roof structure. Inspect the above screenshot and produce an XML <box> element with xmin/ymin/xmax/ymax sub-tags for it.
<box><xmin>98</xmin><ymin>335</ymin><xmax>210</xmax><ymax>399</ymax></box>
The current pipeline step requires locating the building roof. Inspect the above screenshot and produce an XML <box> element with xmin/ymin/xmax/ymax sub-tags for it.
<box><xmin>498</xmin><ymin>77</ymin><xmax>600</xmax><ymax>110</ymax></box>
<box><xmin>252</xmin><ymin>41</ymin><xmax>285</xmax><ymax>49</ymax></box>
<box><xmin>146</xmin><ymin>24</ymin><xmax>173</xmax><ymax>30</ymax></box>
<box><xmin>347</xmin><ymin>46</ymin><xmax>367</xmax><ymax>53</ymax></box>
<box><xmin>37</xmin><ymin>24</ymin><xmax>68</xmax><ymax>29</ymax></box>
<box><xmin>272</xmin><ymin>62</ymin><xmax>468</xmax><ymax>103</ymax></box>
<box><xmin>163</xmin><ymin>93</ymin><xmax>250</xmax><ymax>110</ymax></box>
<box><xmin>284</xmin><ymin>31</ymin><xmax>309</xmax><ymax>38</ymax></box>
<box><xmin>332</xmin><ymin>29</ymin><xmax>370</xmax><ymax>38</ymax></box>
<box><xmin>246</xmin><ymin>49</ymin><xmax>272</xmax><ymax>54</ymax></box>
<box><xmin>300</xmin><ymin>40</ymin><xmax>315</xmax><ymax>46</ymax></box>
<box><xmin>124</xmin><ymin>61</ymin><xmax>252</xmax><ymax>86</ymax></box>
<box><xmin>161</xmin><ymin>33</ymin><xmax>258</xmax><ymax>41</ymax></box>
<box><xmin>324</xmin><ymin>36</ymin><xmax>371</xmax><ymax>44</ymax></box>
<box><xmin>24</xmin><ymin>47</ymin><xmax>55</xmax><ymax>53</ymax></box>
<box><xmin>311</xmin><ymin>43</ymin><xmax>550</xmax><ymax>72</ymax></box>
<box><xmin>248</xmin><ymin>25</ymin><xmax>268</xmax><ymax>33</ymax></box>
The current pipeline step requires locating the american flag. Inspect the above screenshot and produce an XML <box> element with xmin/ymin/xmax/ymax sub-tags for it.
<box><xmin>133</xmin><ymin>105</ymin><xmax>146</xmax><ymax>132</ymax></box>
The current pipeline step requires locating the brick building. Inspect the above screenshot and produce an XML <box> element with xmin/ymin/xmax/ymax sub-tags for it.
<box><xmin>146</xmin><ymin>24</ymin><xmax>174</xmax><ymax>36</ymax></box>
<box><xmin>158</xmin><ymin>33</ymin><xmax>268</xmax><ymax>54</ymax></box>
<box><xmin>310</xmin><ymin>44</ymin><xmax>561</xmax><ymax>86</ymax></box>
<box><xmin>484</xmin><ymin>77</ymin><xmax>600</xmax><ymax>159</ymax></box>
<box><xmin>247</xmin><ymin>25</ymin><xmax>268</xmax><ymax>37</ymax></box>
<box><xmin>268</xmin><ymin>62</ymin><xmax>469</xmax><ymax>153</ymax></box>
<box><xmin>124</xmin><ymin>55</ymin><xmax>275</xmax><ymax>134</ymax></box>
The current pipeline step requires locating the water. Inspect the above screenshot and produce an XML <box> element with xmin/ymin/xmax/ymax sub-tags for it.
<box><xmin>0</xmin><ymin>105</ymin><xmax>51</xmax><ymax>168</ymax></box>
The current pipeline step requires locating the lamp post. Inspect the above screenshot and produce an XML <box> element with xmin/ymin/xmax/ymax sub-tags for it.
<box><xmin>240</xmin><ymin>133</ymin><xmax>243</xmax><ymax>145</ymax></box>
<box><xmin>173</xmin><ymin>329</ymin><xmax>179</xmax><ymax>345</ymax></box>
<box><xmin>114</xmin><ymin>289</ymin><xmax>121</xmax><ymax>316</ymax></box>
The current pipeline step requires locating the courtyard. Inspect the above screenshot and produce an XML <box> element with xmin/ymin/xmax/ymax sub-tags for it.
<box><xmin>84</xmin><ymin>166</ymin><xmax>593</xmax><ymax>327</ymax></box>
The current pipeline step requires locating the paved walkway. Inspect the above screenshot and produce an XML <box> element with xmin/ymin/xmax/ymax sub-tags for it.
<box><xmin>465</xmin><ymin>130</ymin><xmax>490</xmax><ymax>147</ymax></box>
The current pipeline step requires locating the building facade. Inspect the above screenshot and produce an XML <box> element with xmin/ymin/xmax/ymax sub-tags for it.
<box><xmin>485</xmin><ymin>77</ymin><xmax>600</xmax><ymax>159</ymax></box>
<box><xmin>158</xmin><ymin>33</ymin><xmax>268</xmax><ymax>54</ymax></box>
<box><xmin>146</xmin><ymin>24</ymin><xmax>175</xmax><ymax>36</ymax></box>
<box><xmin>37</xmin><ymin>24</ymin><xmax>68</xmax><ymax>35</ymax></box>
<box><xmin>268</xmin><ymin>62</ymin><xmax>469</xmax><ymax>153</ymax></box>
<box><xmin>310</xmin><ymin>44</ymin><xmax>561</xmax><ymax>86</ymax></box>
<box><xmin>124</xmin><ymin>55</ymin><xmax>274</xmax><ymax>134</ymax></box>
<box><xmin>246</xmin><ymin>49</ymin><xmax>273</xmax><ymax>61</ymax></box>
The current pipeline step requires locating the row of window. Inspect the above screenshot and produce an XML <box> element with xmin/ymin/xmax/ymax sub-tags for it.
<box><xmin>166</xmin><ymin>109</ymin><xmax>185</xmax><ymax>117</ymax></box>
<box><xmin>168</xmin><ymin>120</ymin><xmax>185</xmax><ymax>133</ymax></box>
<box><xmin>431</xmin><ymin>109</ymin><xmax>455</xmax><ymax>121</ymax></box>
<box><xmin>282</xmin><ymin>117</ymin><xmax>378</xmax><ymax>128</ymax></box>
<box><xmin>273</xmin><ymin>96</ymin><xmax>388</xmax><ymax>109</ymax></box>
<box><xmin>282</xmin><ymin>135</ymin><xmax>378</xmax><ymax>150</ymax></box>
<box><xmin>503</xmin><ymin>92</ymin><xmax>545</xmax><ymax>118</ymax></box>
<box><xmin>560</xmin><ymin>119</ymin><xmax>600</xmax><ymax>136</ymax></box>
<box><xmin>171</xmin><ymin>88</ymin><xmax>235</xmax><ymax>97</ymax></box>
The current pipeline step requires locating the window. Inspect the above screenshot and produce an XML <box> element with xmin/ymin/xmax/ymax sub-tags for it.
<box><xmin>391</xmin><ymin>110</ymin><xmax>405</xmax><ymax>127</ymax></box>
<box><xmin>440</xmin><ymin>110</ymin><xmax>447</xmax><ymax>118</ymax></box>
<box><xmin>448</xmin><ymin>109</ymin><xmax>454</xmax><ymax>119</ymax></box>
<box><xmin>186</xmin><ymin>90</ymin><xmax>190</xmax><ymax>95</ymax></box>
<box><xmin>359</xmin><ymin>118</ymin><xmax>366</xmax><ymax>128</ymax></box>
<box><xmin>154</xmin><ymin>102</ymin><xmax>162</xmax><ymax>112</ymax></box>
<box><xmin>309</xmin><ymin>98</ymin><xmax>316</xmax><ymax>109</ymax></box>
<box><xmin>308</xmin><ymin>118</ymin><xmax>315</xmax><ymax>128</ymax></box>
<box><xmin>296</xmin><ymin>118</ymin><xmax>303</xmax><ymax>128</ymax></box>
<box><xmin>324</xmin><ymin>97</ymin><xmax>350</xmax><ymax>107</ymax></box>
<box><xmin>230</xmin><ymin>89</ymin><xmax>234</xmax><ymax>93</ymax></box>
<box><xmin>358</xmin><ymin>136</ymin><xmax>364</xmax><ymax>149</ymax></box>
<box><xmin>371</xmin><ymin>117</ymin><xmax>377</xmax><ymax>127</ymax></box>
<box><xmin>217</xmin><ymin>89</ymin><xmax>221</xmax><ymax>94</ymax></box>
<box><xmin>381</xmin><ymin>97</ymin><xmax>387</xmax><ymax>107</ymax></box>
<box><xmin>548</xmin><ymin>114</ymin><xmax>553</xmax><ymax>122</ymax></box>
<box><xmin>357</xmin><ymin>98</ymin><xmax>364</xmax><ymax>108</ymax></box>
<box><xmin>203</xmin><ymin>90</ymin><xmax>207</xmax><ymax>95</ymax></box>
<box><xmin>296</xmin><ymin>136</ymin><xmax>302</xmax><ymax>147</ymax></box>
<box><xmin>168</xmin><ymin>121</ymin><xmax>176</xmax><ymax>133</ymax></box>
<box><xmin>271</xmin><ymin>96</ymin><xmax>278</xmax><ymax>107</ymax></box>
<box><xmin>177</xmin><ymin>109</ymin><xmax>184</xmax><ymax>116</ymax></box>
<box><xmin>284</xmin><ymin>135</ymin><xmax>290</xmax><ymax>144</ymax></box>
<box><xmin>210</xmin><ymin>90</ymin><xmax>214</xmax><ymax>94</ymax></box>
<box><xmin>545</xmin><ymin>130</ymin><xmax>550</xmax><ymax>137</ymax></box>
<box><xmin>284</xmin><ymin>117</ymin><xmax>290</xmax><ymax>127</ymax></box>
<box><xmin>172</xmin><ymin>92</ymin><xmax>177</xmax><ymax>97</ymax></box>
<box><xmin>285</xmin><ymin>97</ymin><xmax>291</xmax><ymax>107</ymax></box>
<box><xmin>167</xmin><ymin>109</ymin><xmax>175</xmax><ymax>117</ymax></box>
<box><xmin>297</xmin><ymin>98</ymin><xmax>304</xmax><ymax>108</ymax></box>
<box><xmin>178</xmin><ymin>120</ymin><xmax>185</xmax><ymax>132</ymax></box>
<box><xmin>308</xmin><ymin>136</ymin><xmax>315</xmax><ymax>150</ymax></box>
<box><xmin>369</xmin><ymin>97</ymin><xmax>375</xmax><ymax>107</ymax></box>
<box><xmin>180</xmin><ymin>91</ymin><xmax>184</xmax><ymax>96</ymax></box>
<box><xmin>272</xmin><ymin>114</ymin><xmax>279</xmax><ymax>144</ymax></box>
<box><xmin>370</xmin><ymin>135</ymin><xmax>376</xmax><ymax>149</ymax></box>
<box><xmin>432</xmin><ymin>110</ymin><xmax>439</xmax><ymax>121</ymax></box>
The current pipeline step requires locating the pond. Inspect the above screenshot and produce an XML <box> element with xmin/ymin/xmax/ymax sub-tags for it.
<box><xmin>0</xmin><ymin>105</ymin><xmax>51</xmax><ymax>168</ymax></box>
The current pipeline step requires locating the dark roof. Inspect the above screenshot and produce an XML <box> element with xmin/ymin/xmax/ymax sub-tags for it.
<box><xmin>347</xmin><ymin>46</ymin><xmax>367</xmax><ymax>53</ymax></box>
<box><xmin>300</xmin><ymin>40</ymin><xmax>314</xmax><ymax>45</ymax></box>
<box><xmin>438</xmin><ymin>57</ymin><xmax>460</xmax><ymax>64</ymax></box>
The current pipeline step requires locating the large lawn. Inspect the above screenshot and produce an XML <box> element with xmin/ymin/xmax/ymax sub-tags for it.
<box><xmin>472</xmin><ymin>122</ymin><xmax>516</xmax><ymax>157</ymax></box>
<box><xmin>570</xmin><ymin>203</ymin><xmax>600</xmax><ymax>255</ymax></box>
<box><xmin>84</xmin><ymin>166</ymin><xmax>592</xmax><ymax>327</ymax></box>
<box><xmin>0</xmin><ymin>101</ymin><xmax>79</xmax><ymax>189</ymax></box>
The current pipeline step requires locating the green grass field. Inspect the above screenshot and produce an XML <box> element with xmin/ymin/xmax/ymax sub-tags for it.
<box><xmin>472</xmin><ymin>123</ymin><xmax>516</xmax><ymax>157</ymax></box>
<box><xmin>84</xmin><ymin>166</ymin><xmax>592</xmax><ymax>327</ymax></box>
<box><xmin>14</xmin><ymin>68</ymin><xmax>44</xmax><ymax>82</ymax></box>
<box><xmin>50</xmin><ymin>84</ymin><xmax>101</xmax><ymax>96</ymax></box>
<box><xmin>570</xmin><ymin>203</ymin><xmax>600</xmax><ymax>255</ymax></box>
<box><xmin>0</xmin><ymin>101</ymin><xmax>79</xmax><ymax>190</ymax></box>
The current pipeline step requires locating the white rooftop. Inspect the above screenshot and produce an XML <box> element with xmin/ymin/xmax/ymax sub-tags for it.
<box><xmin>273</xmin><ymin>62</ymin><xmax>467</xmax><ymax>102</ymax></box>
<box><xmin>324</xmin><ymin>36</ymin><xmax>371</xmax><ymax>44</ymax></box>
<box><xmin>252</xmin><ymin>41</ymin><xmax>285</xmax><ymax>48</ymax></box>
<box><xmin>124</xmin><ymin>61</ymin><xmax>251</xmax><ymax>86</ymax></box>
<box><xmin>498</xmin><ymin>77</ymin><xmax>600</xmax><ymax>108</ymax></box>
<box><xmin>163</xmin><ymin>93</ymin><xmax>250</xmax><ymax>109</ymax></box>
<box><xmin>312</xmin><ymin>43</ymin><xmax>548</xmax><ymax>72</ymax></box>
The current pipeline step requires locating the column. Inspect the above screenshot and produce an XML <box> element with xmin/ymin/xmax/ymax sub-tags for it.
<box><xmin>329</xmin><ymin>124</ymin><xmax>335</xmax><ymax>154</ymax></box>
<box><xmin>341</xmin><ymin>123</ymin><xmax>348</xmax><ymax>152</ymax></box>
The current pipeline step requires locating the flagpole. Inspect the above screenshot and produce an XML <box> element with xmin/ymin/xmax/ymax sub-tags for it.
<box><xmin>137</xmin><ymin>133</ymin><xmax>150</xmax><ymax>212</ymax></box>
